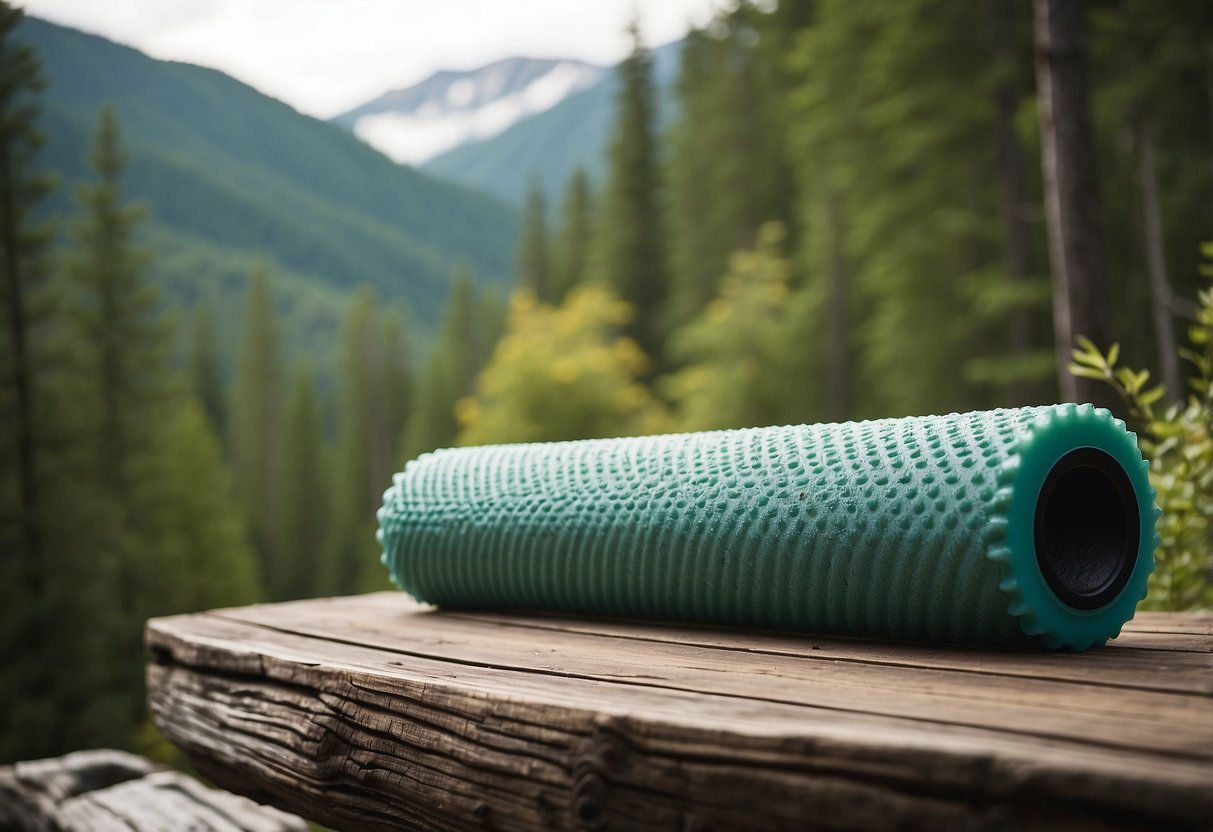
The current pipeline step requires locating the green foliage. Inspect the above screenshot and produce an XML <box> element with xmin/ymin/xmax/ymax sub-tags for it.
<box><xmin>458</xmin><ymin>284</ymin><xmax>668</xmax><ymax>445</ymax></box>
<box><xmin>0</xmin><ymin>0</ymin><xmax>69</xmax><ymax>762</ymax></box>
<box><xmin>552</xmin><ymin>168</ymin><xmax>594</xmax><ymax>303</ymax></box>
<box><xmin>331</xmin><ymin>286</ymin><xmax>412</xmax><ymax>595</ymax></box>
<box><xmin>516</xmin><ymin>182</ymin><xmax>551</xmax><ymax>301</ymax></box>
<box><xmin>1069</xmin><ymin>250</ymin><xmax>1213</xmax><ymax>610</ymax></box>
<box><xmin>593</xmin><ymin>21</ymin><xmax>670</xmax><ymax>365</ymax></box>
<box><xmin>403</xmin><ymin>268</ymin><xmax>499</xmax><ymax>458</ymax></box>
<box><xmin>22</xmin><ymin>16</ymin><xmax>518</xmax><ymax>322</ymax></box>
<box><xmin>189</xmin><ymin>298</ymin><xmax>225</xmax><ymax>431</ymax></box>
<box><xmin>152</xmin><ymin>399</ymin><xmax>262</xmax><ymax>612</ymax></box>
<box><xmin>1090</xmin><ymin>0</ymin><xmax>1213</xmax><ymax>352</ymax></box>
<box><xmin>59</xmin><ymin>105</ymin><xmax>182</xmax><ymax>743</ymax></box>
<box><xmin>0</xmin><ymin>95</ymin><xmax>264</xmax><ymax>763</ymax></box>
<box><xmin>229</xmin><ymin>261</ymin><xmax>282</xmax><ymax>586</ymax></box>
<box><xmin>788</xmin><ymin>0</ymin><xmax>1055</xmax><ymax>417</ymax></box>
<box><xmin>666</xmin><ymin>5</ymin><xmax>802</xmax><ymax>328</ymax></box>
<box><xmin>664</xmin><ymin>224</ymin><xmax>821</xmax><ymax>431</ymax></box>
<box><xmin>276</xmin><ymin>362</ymin><xmax>333</xmax><ymax>601</ymax></box>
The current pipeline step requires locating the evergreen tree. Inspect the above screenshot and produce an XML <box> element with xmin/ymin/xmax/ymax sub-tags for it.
<box><xmin>332</xmin><ymin>286</ymin><xmax>392</xmax><ymax>593</ymax></box>
<box><xmin>0</xmin><ymin>0</ymin><xmax>62</xmax><ymax>762</ymax></box>
<box><xmin>154</xmin><ymin>400</ymin><xmax>262</xmax><ymax>612</ymax></box>
<box><xmin>190</xmin><ymin>298</ymin><xmax>225</xmax><ymax>431</ymax></box>
<box><xmin>788</xmin><ymin>0</ymin><xmax>1054</xmax><ymax>418</ymax></box>
<box><xmin>516</xmin><ymin>182</ymin><xmax>551</xmax><ymax>301</ymax></box>
<box><xmin>60</xmin><ymin>105</ymin><xmax>180</xmax><ymax>742</ymax></box>
<box><xmin>381</xmin><ymin>308</ymin><xmax>413</xmax><ymax>461</ymax></box>
<box><xmin>594</xmin><ymin>20</ymin><xmax>669</xmax><ymax>365</ymax></box>
<box><xmin>666</xmin><ymin>5</ymin><xmax>803</xmax><ymax>329</ymax></box>
<box><xmin>552</xmin><ymin>168</ymin><xmax>593</xmax><ymax>304</ymax></box>
<box><xmin>403</xmin><ymin>268</ymin><xmax>478</xmax><ymax>458</ymax></box>
<box><xmin>276</xmin><ymin>362</ymin><xmax>330</xmax><ymax>600</ymax></box>
<box><xmin>1091</xmin><ymin>0</ymin><xmax>1212</xmax><ymax>400</ymax></box>
<box><xmin>475</xmin><ymin>285</ymin><xmax>507</xmax><ymax>371</ymax></box>
<box><xmin>229</xmin><ymin>260</ymin><xmax>282</xmax><ymax>588</ymax></box>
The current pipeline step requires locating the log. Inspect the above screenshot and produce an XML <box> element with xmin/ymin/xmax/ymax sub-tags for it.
<box><xmin>145</xmin><ymin>593</ymin><xmax>1213</xmax><ymax>831</ymax></box>
<box><xmin>0</xmin><ymin>748</ymin><xmax>305</xmax><ymax>832</ymax></box>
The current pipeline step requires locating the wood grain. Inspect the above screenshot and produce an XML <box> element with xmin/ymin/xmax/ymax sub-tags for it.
<box><xmin>146</xmin><ymin>593</ymin><xmax>1213</xmax><ymax>831</ymax></box>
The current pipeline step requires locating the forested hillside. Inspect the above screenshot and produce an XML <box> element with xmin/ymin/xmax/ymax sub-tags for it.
<box><xmin>20</xmin><ymin>16</ymin><xmax>518</xmax><ymax>360</ymax></box>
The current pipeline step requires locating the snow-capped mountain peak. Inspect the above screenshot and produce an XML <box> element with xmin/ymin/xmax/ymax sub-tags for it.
<box><xmin>333</xmin><ymin>58</ymin><xmax>605</xmax><ymax>166</ymax></box>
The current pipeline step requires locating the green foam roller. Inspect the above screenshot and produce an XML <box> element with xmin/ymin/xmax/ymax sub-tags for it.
<box><xmin>377</xmin><ymin>404</ymin><xmax>1158</xmax><ymax>649</ymax></box>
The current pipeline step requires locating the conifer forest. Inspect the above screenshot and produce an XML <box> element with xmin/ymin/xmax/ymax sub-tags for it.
<box><xmin>2</xmin><ymin>0</ymin><xmax>1211</xmax><ymax>763</ymax></box>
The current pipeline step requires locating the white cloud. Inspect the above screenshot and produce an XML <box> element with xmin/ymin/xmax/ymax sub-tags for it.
<box><xmin>19</xmin><ymin>0</ymin><xmax>724</xmax><ymax>118</ymax></box>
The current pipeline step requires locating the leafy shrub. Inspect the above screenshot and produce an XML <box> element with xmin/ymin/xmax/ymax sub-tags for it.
<box><xmin>1069</xmin><ymin>246</ymin><xmax>1213</xmax><ymax>610</ymax></box>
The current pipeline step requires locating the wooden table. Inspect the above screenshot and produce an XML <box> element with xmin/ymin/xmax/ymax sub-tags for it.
<box><xmin>146</xmin><ymin>593</ymin><xmax>1213</xmax><ymax>831</ymax></box>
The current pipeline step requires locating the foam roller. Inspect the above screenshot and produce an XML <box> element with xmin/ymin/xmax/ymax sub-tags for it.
<box><xmin>377</xmin><ymin>405</ymin><xmax>1158</xmax><ymax>649</ymax></box>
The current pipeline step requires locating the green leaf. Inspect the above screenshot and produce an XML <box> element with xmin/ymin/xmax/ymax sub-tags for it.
<box><xmin>1139</xmin><ymin>384</ymin><xmax>1167</xmax><ymax>407</ymax></box>
<box><xmin>1068</xmin><ymin>364</ymin><xmax>1107</xmax><ymax>381</ymax></box>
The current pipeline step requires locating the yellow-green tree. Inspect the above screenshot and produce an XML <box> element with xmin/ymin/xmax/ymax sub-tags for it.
<box><xmin>458</xmin><ymin>285</ymin><xmax>668</xmax><ymax>445</ymax></box>
<box><xmin>663</xmin><ymin>224</ymin><xmax>822</xmax><ymax>432</ymax></box>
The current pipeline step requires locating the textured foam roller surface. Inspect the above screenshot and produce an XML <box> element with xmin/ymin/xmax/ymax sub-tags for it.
<box><xmin>378</xmin><ymin>404</ymin><xmax>1159</xmax><ymax>649</ymax></box>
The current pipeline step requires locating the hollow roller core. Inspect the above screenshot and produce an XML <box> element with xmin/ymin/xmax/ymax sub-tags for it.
<box><xmin>377</xmin><ymin>404</ymin><xmax>1158</xmax><ymax>649</ymax></box>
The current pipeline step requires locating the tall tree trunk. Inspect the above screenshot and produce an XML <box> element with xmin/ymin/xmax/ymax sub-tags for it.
<box><xmin>826</xmin><ymin>192</ymin><xmax>848</xmax><ymax>422</ymax></box>
<box><xmin>1032</xmin><ymin>0</ymin><xmax>1116</xmax><ymax>408</ymax></box>
<box><xmin>1137</xmin><ymin>124</ymin><xmax>1181</xmax><ymax>401</ymax></box>
<box><xmin>988</xmin><ymin>0</ymin><xmax>1032</xmax><ymax>403</ymax></box>
<box><xmin>0</xmin><ymin>140</ymin><xmax>42</xmax><ymax>598</ymax></box>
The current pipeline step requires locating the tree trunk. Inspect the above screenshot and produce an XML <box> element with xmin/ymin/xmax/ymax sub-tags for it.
<box><xmin>1032</xmin><ymin>0</ymin><xmax>1116</xmax><ymax>408</ymax></box>
<box><xmin>1137</xmin><ymin>124</ymin><xmax>1181</xmax><ymax>401</ymax></box>
<box><xmin>0</xmin><ymin>133</ymin><xmax>43</xmax><ymax>597</ymax></box>
<box><xmin>988</xmin><ymin>0</ymin><xmax>1032</xmax><ymax>403</ymax></box>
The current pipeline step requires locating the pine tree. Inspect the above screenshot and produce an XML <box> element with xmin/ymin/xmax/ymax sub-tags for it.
<box><xmin>666</xmin><ymin>5</ymin><xmax>803</xmax><ymax>329</ymax></box>
<box><xmin>788</xmin><ymin>0</ymin><xmax>1054</xmax><ymax>417</ymax></box>
<box><xmin>332</xmin><ymin>287</ymin><xmax>379</xmax><ymax>593</ymax></box>
<box><xmin>276</xmin><ymin>362</ymin><xmax>330</xmax><ymax>600</ymax></box>
<box><xmin>403</xmin><ymin>268</ymin><xmax>477</xmax><ymax>458</ymax></box>
<box><xmin>594</xmin><ymin>20</ymin><xmax>669</xmax><ymax>365</ymax></box>
<box><xmin>155</xmin><ymin>400</ymin><xmax>262</xmax><ymax>612</ymax></box>
<box><xmin>229</xmin><ymin>260</ymin><xmax>282</xmax><ymax>589</ymax></box>
<box><xmin>516</xmin><ymin>182</ymin><xmax>551</xmax><ymax>301</ymax></box>
<box><xmin>1091</xmin><ymin>0</ymin><xmax>1212</xmax><ymax>401</ymax></box>
<box><xmin>552</xmin><ymin>168</ymin><xmax>593</xmax><ymax>303</ymax></box>
<box><xmin>190</xmin><ymin>298</ymin><xmax>226</xmax><ymax>431</ymax></box>
<box><xmin>55</xmin><ymin>106</ymin><xmax>175</xmax><ymax>756</ymax></box>
<box><xmin>381</xmin><ymin>308</ymin><xmax>413</xmax><ymax>461</ymax></box>
<box><xmin>0</xmin><ymin>0</ymin><xmax>62</xmax><ymax>762</ymax></box>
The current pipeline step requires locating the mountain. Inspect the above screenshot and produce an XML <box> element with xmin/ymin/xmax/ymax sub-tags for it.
<box><xmin>420</xmin><ymin>40</ymin><xmax>684</xmax><ymax>207</ymax></box>
<box><xmin>333</xmin><ymin>58</ymin><xmax>606</xmax><ymax>166</ymax></box>
<box><xmin>19</xmin><ymin>17</ymin><xmax>519</xmax><ymax>371</ymax></box>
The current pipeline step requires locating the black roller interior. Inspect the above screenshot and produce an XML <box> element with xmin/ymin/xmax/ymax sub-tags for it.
<box><xmin>1034</xmin><ymin>447</ymin><xmax>1139</xmax><ymax>610</ymax></box>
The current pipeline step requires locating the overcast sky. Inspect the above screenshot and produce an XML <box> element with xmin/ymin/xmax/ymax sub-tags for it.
<box><xmin>20</xmin><ymin>0</ymin><xmax>722</xmax><ymax>118</ymax></box>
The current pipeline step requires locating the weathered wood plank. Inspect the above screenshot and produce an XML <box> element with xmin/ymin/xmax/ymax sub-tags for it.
<box><xmin>0</xmin><ymin>748</ymin><xmax>305</xmax><ymax>832</ymax></box>
<box><xmin>146</xmin><ymin>594</ymin><xmax>1213</xmax><ymax>832</ymax></box>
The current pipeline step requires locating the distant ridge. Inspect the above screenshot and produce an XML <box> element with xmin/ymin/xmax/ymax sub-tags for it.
<box><xmin>420</xmin><ymin>40</ymin><xmax>684</xmax><ymax>207</ymax></box>
<box><xmin>333</xmin><ymin>57</ymin><xmax>606</xmax><ymax>165</ymax></box>
<box><xmin>20</xmin><ymin>16</ymin><xmax>519</xmax><ymax>366</ymax></box>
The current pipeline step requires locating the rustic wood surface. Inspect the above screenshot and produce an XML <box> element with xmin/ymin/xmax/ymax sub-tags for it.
<box><xmin>0</xmin><ymin>748</ymin><xmax>305</xmax><ymax>831</ymax></box>
<box><xmin>145</xmin><ymin>593</ymin><xmax>1213</xmax><ymax>832</ymax></box>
